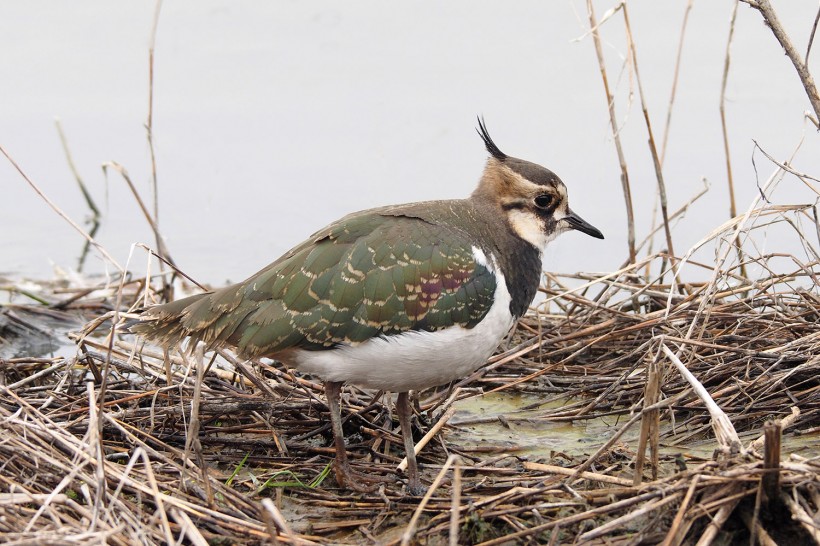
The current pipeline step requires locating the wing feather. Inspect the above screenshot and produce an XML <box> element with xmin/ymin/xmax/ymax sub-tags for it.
<box><xmin>134</xmin><ymin>212</ymin><xmax>497</xmax><ymax>358</ymax></box>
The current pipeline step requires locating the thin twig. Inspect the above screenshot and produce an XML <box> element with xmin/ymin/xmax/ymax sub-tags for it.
<box><xmin>145</xmin><ymin>0</ymin><xmax>175</xmax><ymax>303</ymax></box>
<box><xmin>449</xmin><ymin>459</ymin><xmax>461</xmax><ymax>546</ymax></box>
<box><xmin>622</xmin><ymin>3</ymin><xmax>676</xmax><ymax>261</ymax></box>
<box><xmin>720</xmin><ymin>2</ymin><xmax>746</xmax><ymax>278</ymax></box>
<box><xmin>807</xmin><ymin>3</ymin><xmax>820</xmax><ymax>65</ymax></box>
<box><xmin>586</xmin><ymin>0</ymin><xmax>636</xmax><ymax>264</ymax></box>
<box><xmin>401</xmin><ymin>454</ymin><xmax>459</xmax><ymax>546</ymax></box>
<box><xmin>103</xmin><ymin>161</ymin><xmax>177</xmax><ymax>272</ymax></box>
<box><xmin>659</xmin><ymin>0</ymin><xmax>694</xmax><ymax>166</ymax></box>
<box><xmin>741</xmin><ymin>0</ymin><xmax>820</xmax><ymax>126</ymax></box>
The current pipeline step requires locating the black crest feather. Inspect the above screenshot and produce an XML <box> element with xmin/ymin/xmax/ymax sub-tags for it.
<box><xmin>476</xmin><ymin>116</ymin><xmax>507</xmax><ymax>161</ymax></box>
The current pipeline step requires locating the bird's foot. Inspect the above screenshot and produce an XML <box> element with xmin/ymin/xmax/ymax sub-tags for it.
<box><xmin>405</xmin><ymin>478</ymin><xmax>427</xmax><ymax>497</ymax></box>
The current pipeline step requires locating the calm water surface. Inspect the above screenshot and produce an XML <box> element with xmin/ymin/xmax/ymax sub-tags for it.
<box><xmin>2</xmin><ymin>1</ymin><xmax>819</xmax><ymax>284</ymax></box>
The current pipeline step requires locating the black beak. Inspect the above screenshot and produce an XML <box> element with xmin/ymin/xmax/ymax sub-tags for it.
<box><xmin>564</xmin><ymin>210</ymin><xmax>604</xmax><ymax>239</ymax></box>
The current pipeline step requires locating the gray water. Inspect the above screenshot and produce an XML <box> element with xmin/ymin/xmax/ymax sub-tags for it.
<box><xmin>2</xmin><ymin>1</ymin><xmax>819</xmax><ymax>285</ymax></box>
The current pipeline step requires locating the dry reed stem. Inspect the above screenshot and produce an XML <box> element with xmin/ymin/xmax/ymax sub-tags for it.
<box><xmin>400</xmin><ymin>454</ymin><xmax>459</xmax><ymax>546</ymax></box>
<box><xmin>720</xmin><ymin>1</ymin><xmax>747</xmax><ymax>280</ymax></box>
<box><xmin>660</xmin><ymin>474</ymin><xmax>701</xmax><ymax>546</ymax></box>
<box><xmin>741</xmin><ymin>0</ymin><xmax>820</xmax><ymax>128</ymax></box>
<box><xmin>54</xmin><ymin>119</ymin><xmax>100</xmax><ymax>222</ymax></box>
<box><xmin>261</xmin><ymin>498</ymin><xmax>303</xmax><ymax>545</ymax></box>
<box><xmin>523</xmin><ymin>462</ymin><xmax>633</xmax><ymax>487</ymax></box>
<box><xmin>662</xmin><ymin>343</ymin><xmax>741</xmax><ymax>452</ymax></box>
<box><xmin>659</xmin><ymin>0</ymin><xmax>693</xmax><ymax>166</ymax></box>
<box><xmin>739</xmin><ymin>506</ymin><xmax>779</xmax><ymax>546</ymax></box>
<box><xmin>694</xmin><ymin>484</ymin><xmax>745</xmax><ymax>546</ymax></box>
<box><xmin>622</xmin><ymin>2</ymin><xmax>676</xmax><ymax>262</ymax></box>
<box><xmin>634</xmin><ymin>357</ymin><xmax>661</xmax><ymax>485</ymax></box>
<box><xmin>144</xmin><ymin>0</ymin><xmax>175</xmax><ymax>303</ymax></box>
<box><xmin>586</xmin><ymin>0</ymin><xmax>636</xmax><ymax>264</ymax></box>
<box><xmin>761</xmin><ymin>421</ymin><xmax>781</xmax><ymax>508</ymax></box>
<box><xmin>449</xmin><ymin>459</ymin><xmax>461</xmax><ymax>546</ymax></box>
<box><xmin>781</xmin><ymin>493</ymin><xmax>820</xmax><ymax>543</ymax></box>
<box><xmin>102</xmin><ymin>162</ymin><xmax>177</xmax><ymax>276</ymax></box>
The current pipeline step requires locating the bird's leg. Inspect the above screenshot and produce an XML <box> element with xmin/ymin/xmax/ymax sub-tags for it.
<box><xmin>397</xmin><ymin>391</ymin><xmax>425</xmax><ymax>495</ymax></box>
<box><xmin>324</xmin><ymin>381</ymin><xmax>390</xmax><ymax>492</ymax></box>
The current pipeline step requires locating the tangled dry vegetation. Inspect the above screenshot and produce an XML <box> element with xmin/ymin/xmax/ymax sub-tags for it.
<box><xmin>1</xmin><ymin>195</ymin><xmax>820</xmax><ymax>545</ymax></box>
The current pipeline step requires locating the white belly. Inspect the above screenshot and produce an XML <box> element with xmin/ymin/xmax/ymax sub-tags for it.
<box><xmin>276</xmin><ymin>264</ymin><xmax>515</xmax><ymax>392</ymax></box>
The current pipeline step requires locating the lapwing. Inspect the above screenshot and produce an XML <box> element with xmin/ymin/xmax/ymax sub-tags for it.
<box><xmin>132</xmin><ymin>119</ymin><xmax>604</xmax><ymax>494</ymax></box>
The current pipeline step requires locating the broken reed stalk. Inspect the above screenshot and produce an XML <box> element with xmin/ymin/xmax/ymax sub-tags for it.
<box><xmin>694</xmin><ymin>485</ymin><xmax>745</xmax><ymax>546</ymax></box>
<box><xmin>524</xmin><ymin>461</ymin><xmax>633</xmax><ymax>487</ymax></box>
<box><xmin>261</xmin><ymin>498</ymin><xmax>301</xmax><ymax>545</ymax></box>
<box><xmin>171</xmin><ymin>508</ymin><xmax>211</xmax><ymax>546</ymax></box>
<box><xmin>54</xmin><ymin>119</ymin><xmax>100</xmax><ymax>221</ymax></box>
<box><xmin>748</xmin><ymin>407</ymin><xmax>800</xmax><ymax>453</ymax></box>
<box><xmin>586</xmin><ymin>0</ymin><xmax>637</xmax><ymax>265</ymax></box>
<box><xmin>578</xmin><ymin>491</ymin><xmax>683</xmax><ymax>542</ymax></box>
<box><xmin>761</xmin><ymin>420</ymin><xmax>781</xmax><ymax>510</ymax></box>
<box><xmin>661</xmin><ymin>343</ymin><xmax>741</xmax><ymax>452</ymax></box>
<box><xmin>633</xmin><ymin>358</ymin><xmax>661</xmax><ymax>485</ymax></box>
<box><xmin>660</xmin><ymin>475</ymin><xmax>701</xmax><ymax>546</ymax></box>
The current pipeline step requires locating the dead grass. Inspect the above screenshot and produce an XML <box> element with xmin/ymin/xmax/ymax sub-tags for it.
<box><xmin>2</xmin><ymin>201</ymin><xmax>819</xmax><ymax>544</ymax></box>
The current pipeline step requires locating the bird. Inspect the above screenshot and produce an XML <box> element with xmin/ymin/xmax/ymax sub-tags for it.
<box><xmin>132</xmin><ymin>118</ymin><xmax>604</xmax><ymax>495</ymax></box>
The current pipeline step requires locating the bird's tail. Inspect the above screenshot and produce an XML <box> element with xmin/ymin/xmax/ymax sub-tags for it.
<box><xmin>130</xmin><ymin>292</ymin><xmax>213</xmax><ymax>348</ymax></box>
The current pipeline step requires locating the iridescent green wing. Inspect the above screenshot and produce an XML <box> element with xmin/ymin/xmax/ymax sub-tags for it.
<box><xmin>203</xmin><ymin>212</ymin><xmax>497</xmax><ymax>357</ymax></box>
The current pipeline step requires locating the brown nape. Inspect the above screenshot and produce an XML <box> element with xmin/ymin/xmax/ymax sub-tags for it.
<box><xmin>471</xmin><ymin>159</ymin><xmax>515</xmax><ymax>203</ymax></box>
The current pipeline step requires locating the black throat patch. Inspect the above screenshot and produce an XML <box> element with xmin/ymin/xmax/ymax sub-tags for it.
<box><xmin>495</xmin><ymin>237</ymin><xmax>542</xmax><ymax>318</ymax></box>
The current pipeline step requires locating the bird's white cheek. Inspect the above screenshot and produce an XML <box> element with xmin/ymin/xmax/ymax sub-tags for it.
<box><xmin>507</xmin><ymin>209</ymin><xmax>552</xmax><ymax>250</ymax></box>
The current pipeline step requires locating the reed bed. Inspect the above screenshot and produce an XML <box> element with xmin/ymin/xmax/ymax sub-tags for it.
<box><xmin>2</xmin><ymin>203</ymin><xmax>819</xmax><ymax>544</ymax></box>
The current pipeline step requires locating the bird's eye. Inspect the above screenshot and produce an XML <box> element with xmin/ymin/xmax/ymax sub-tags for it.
<box><xmin>534</xmin><ymin>194</ymin><xmax>553</xmax><ymax>209</ymax></box>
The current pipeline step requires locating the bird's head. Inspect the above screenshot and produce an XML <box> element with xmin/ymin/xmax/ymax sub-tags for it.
<box><xmin>471</xmin><ymin>117</ymin><xmax>604</xmax><ymax>250</ymax></box>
